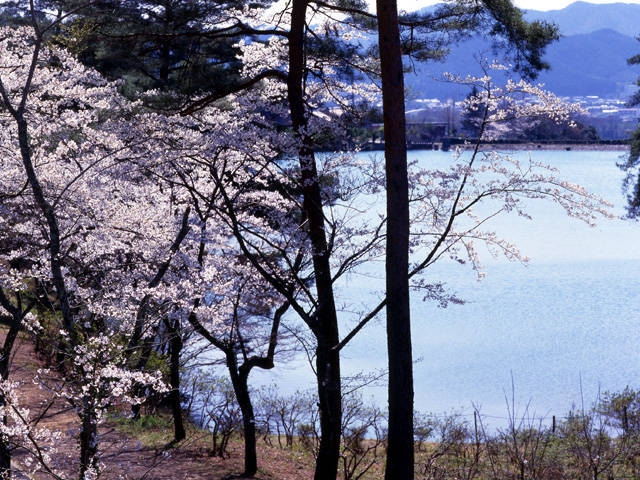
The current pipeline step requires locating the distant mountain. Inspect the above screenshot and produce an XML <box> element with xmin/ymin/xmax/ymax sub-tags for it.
<box><xmin>537</xmin><ymin>28</ymin><xmax>638</xmax><ymax>97</ymax></box>
<box><xmin>404</xmin><ymin>2</ymin><xmax>640</xmax><ymax>101</ymax></box>
<box><xmin>523</xmin><ymin>2</ymin><xmax>640</xmax><ymax>37</ymax></box>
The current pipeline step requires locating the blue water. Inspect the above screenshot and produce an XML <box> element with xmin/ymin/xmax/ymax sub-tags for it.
<box><xmin>253</xmin><ymin>149</ymin><xmax>640</xmax><ymax>428</ymax></box>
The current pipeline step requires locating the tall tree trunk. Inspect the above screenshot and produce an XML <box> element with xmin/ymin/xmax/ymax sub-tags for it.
<box><xmin>16</xmin><ymin>117</ymin><xmax>77</xmax><ymax>350</ymax></box>
<box><xmin>288</xmin><ymin>1</ymin><xmax>342</xmax><ymax>478</ymax></box>
<box><xmin>130</xmin><ymin>333</ymin><xmax>157</xmax><ymax>421</ymax></box>
<box><xmin>0</xmin><ymin>314</ymin><xmax>21</xmax><ymax>479</ymax></box>
<box><xmin>0</xmin><ymin>399</ymin><xmax>10</xmax><ymax>479</ymax></box>
<box><xmin>159</xmin><ymin>0</ymin><xmax>173</xmax><ymax>88</ymax></box>
<box><xmin>0</xmin><ymin>323</ymin><xmax>20</xmax><ymax>381</ymax></box>
<box><xmin>227</xmin><ymin>353</ymin><xmax>258</xmax><ymax>477</ymax></box>
<box><xmin>376</xmin><ymin>1</ymin><xmax>414</xmax><ymax>479</ymax></box>
<box><xmin>165</xmin><ymin>317</ymin><xmax>186</xmax><ymax>443</ymax></box>
<box><xmin>79</xmin><ymin>396</ymin><xmax>99</xmax><ymax>480</ymax></box>
<box><xmin>313</xmin><ymin>328</ymin><xmax>341</xmax><ymax>480</ymax></box>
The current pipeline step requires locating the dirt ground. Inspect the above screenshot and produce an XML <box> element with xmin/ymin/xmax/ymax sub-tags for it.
<box><xmin>5</xmin><ymin>333</ymin><xmax>315</xmax><ymax>480</ymax></box>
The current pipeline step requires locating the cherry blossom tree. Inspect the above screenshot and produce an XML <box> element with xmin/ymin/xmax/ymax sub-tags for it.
<box><xmin>0</xmin><ymin>23</ymin><xmax>177</xmax><ymax>478</ymax></box>
<box><xmin>0</xmin><ymin>6</ymin><xmax>298</xmax><ymax>477</ymax></box>
<box><xmin>173</xmin><ymin>4</ymin><xmax>584</xmax><ymax>480</ymax></box>
<box><xmin>183</xmin><ymin>261</ymin><xmax>292</xmax><ymax>476</ymax></box>
<box><xmin>0</xmin><ymin>224</ymin><xmax>40</xmax><ymax>474</ymax></box>
<box><xmin>2</xmin><ymin>11</ymin><xmax>303</xmax><ymax>478</ymax></box>
<box><xmin>123</xmin><ymin>99</ymin><xmax>301</xmax><ymax>475</ymax></box>
<box><xmin>0</xmin><ymin>377</ymin><xmax>65</xmax><ymax>479</ymax></box>
<box><xmin>198</xmin><ymin>41</ymin><xmax>611</xmax><ymax>480</ymax></box>
<box><xmin>0</xmin><ymin>6</ymin><xmax>613</xmax><ymax>480</ymax></box>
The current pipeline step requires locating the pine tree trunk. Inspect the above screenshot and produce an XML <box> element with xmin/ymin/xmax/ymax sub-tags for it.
<box><xmin>377</xmin><ymin>1</ymin><xmax>414</xmax><ymax>478</ymax></box>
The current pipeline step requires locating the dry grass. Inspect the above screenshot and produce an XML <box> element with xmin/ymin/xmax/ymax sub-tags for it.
<box><xmin>97</xmin><ymin>417</ymin><xmax>318</xmax><ymax>480</ymax></box>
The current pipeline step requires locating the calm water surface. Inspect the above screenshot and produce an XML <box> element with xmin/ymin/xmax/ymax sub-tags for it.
<box><xmin>254</xmin><ymin>149</ymin><xmax>640</xmax><ymax>427</ymax></box>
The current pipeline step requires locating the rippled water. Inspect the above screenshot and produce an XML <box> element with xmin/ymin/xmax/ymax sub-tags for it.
<box><xmin>253</xmin><ymin>148</ymin><xmax>640</xmax><ymax>428</ymax></box>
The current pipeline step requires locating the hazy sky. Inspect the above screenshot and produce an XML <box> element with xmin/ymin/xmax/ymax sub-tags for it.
<box><xmin>395</xmin><ymin>0</ymin><xmax>640</xmax><ymax>12</ymax></box>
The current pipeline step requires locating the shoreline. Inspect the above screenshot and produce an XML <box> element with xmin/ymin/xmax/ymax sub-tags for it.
<box><xmin>360</xmin><ymin>141</ymin><xmax>630</xmax><ymax>152</ymax></box>
<box><xmin>467</xmin><ymin>142</ymin><xmax>630</xmax><ymax>152</ymax></box>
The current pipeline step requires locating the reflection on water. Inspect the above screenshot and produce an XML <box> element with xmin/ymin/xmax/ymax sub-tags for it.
<box><xmin>254</xmin><ymin>149</ymin><xmax>640</xmax><ymax>427</ymax></box>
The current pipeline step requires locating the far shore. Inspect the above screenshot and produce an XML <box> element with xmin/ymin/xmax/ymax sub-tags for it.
<box><xmin>360</xmin><ymin>141</ymin><xmax>630</xmax><ymax>152</ymax></box>
<box><xmin>467</xmin><ymin>142</ymin><xmax>630</xmax><ymax>152</ymax></box>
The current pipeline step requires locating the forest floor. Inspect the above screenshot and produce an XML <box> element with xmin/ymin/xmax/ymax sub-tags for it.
<box><xmin>6</xmin><ymin>332</ymin><xmax>317</xmax><ymax>480</ymax></box>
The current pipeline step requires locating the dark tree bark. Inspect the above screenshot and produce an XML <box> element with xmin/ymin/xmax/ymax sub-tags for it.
<box><xmin>164</xmin><ymin>317</ymin><xmax>186</xmax><ymax>443</ymax></box>
<box><xmin>79</xmin><ymin>396</ymin><xmax>99</xmax><ymax>480</ymax></box>
<box><xmin>0</xmin><ymin>325</ymin><xmax>21</xmax><ymax>476</ymax></box>
<box><xmin>187</xmin><ymin>292</ymin><xmax>290</xmax><ymax>477</ymax></box>
<box><xmin>0</xmin><ymin>289</ymin><xmax>31</xmax><ymax>479</ymax></box>
<box><xmin>0</xmin><ymin>291</ymin><xmax>25</xmax><ymax>381</ymax></box>
<box><xmin>227</xmin><ymin>352</ymin><xmax>258</xmax><ymax>476</ymax></box>
<box><xmin>376</xmin><ymin>1</ymin><xmax>414</xmax><ymax>479</ymax></box>
<box><xmin>288</xmin><ymin>1</ymin><xmax>342</xmax><ymax>478</ymax></box>
<box><xmin>16</xmin><ymin>117</ymin><xmax>77</xmax><ymax>352</ymax></box>
<box><xmin>128</xmin><ymin>207</ymin><xmax>190</xmax><ymax>425</ymax></box>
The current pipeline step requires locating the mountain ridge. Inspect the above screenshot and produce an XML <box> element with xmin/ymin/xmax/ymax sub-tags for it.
<box><xmin>523</xmin><ymin>1</ymin><xmax>640</xmax><ymax>37</ymax></box>
<box><xmin>405</xmin><ymin>2</ymin><xmax>640</xmax><ymax>101</ymax></box>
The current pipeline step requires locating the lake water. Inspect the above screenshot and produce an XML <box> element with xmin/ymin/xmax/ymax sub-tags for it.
<box><xmin>253</xmin><ymin>148</ymin><xmax>640</xmax><ymax>429</ymax></box>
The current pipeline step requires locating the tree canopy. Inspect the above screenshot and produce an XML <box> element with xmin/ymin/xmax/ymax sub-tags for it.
<box><xmin>0</xmin><ymin>2</ymin><xmax>615</xmax><ymax>480</ymax></box>
<box><xmin>621</xmin><ymin>39</ymin><xmax>640</xmax><ymax>218</ymax></box>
